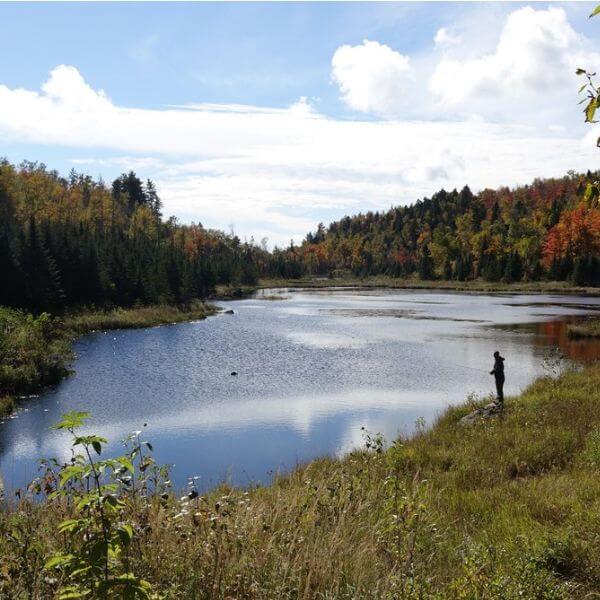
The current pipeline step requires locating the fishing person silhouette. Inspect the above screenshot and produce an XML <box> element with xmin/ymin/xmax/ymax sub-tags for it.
<box><xmin>490</xmin><ymin>351</ymin><xmax>505</xmax><ymax>404</ymax></box>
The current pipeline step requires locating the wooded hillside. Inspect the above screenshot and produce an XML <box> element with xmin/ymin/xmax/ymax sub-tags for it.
<box><xmin>274</xmin><ymin>172</ymin><xmax>600</xmax><ymax>285</ymax></box>
<box><xmin>2</xmin><ymin>160</ymin><xmax>599</xmax><ymax>315</ymax></box>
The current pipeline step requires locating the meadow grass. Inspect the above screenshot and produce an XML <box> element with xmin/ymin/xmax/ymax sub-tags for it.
<box><xmin>2</xmin><ymin>364</ymin><xmax>600</xmax><ymax>598</ymax></box>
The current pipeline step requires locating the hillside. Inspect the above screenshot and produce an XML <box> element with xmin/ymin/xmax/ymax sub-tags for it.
<box><xmin>273</xmin><ymin>172</ymin><xmax>600</xmax><ymax>285</ymax></box>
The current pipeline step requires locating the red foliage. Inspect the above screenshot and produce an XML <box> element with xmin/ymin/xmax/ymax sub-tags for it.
<box><xmin>542</xmin><ymin>204</ymin><xmax>600</xmax><ymax>265</ymax></box>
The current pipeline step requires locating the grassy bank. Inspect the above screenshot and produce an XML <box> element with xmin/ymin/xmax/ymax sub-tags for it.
<box><xmin>0</xmin><ymin>302</ymin><xmax>215</xmax><ymax>419</ymax></box>
<box><xmin>259</xmin><ymin>276</ymin><xmax>600</xmax><ymax>295</ymax></box>
<box><xmin>2</xmin><ymin>364</ymin><xmax>600</xmax><ymax>598</ymax></box>
<box><xmin>64</xmin><ymin>300</ymin><xmax>215</xmax><ymax>335</ymax></box>
<box><xmin>568</xmin><ymin>317</ymin><xmax>600</xmax><ymax>339</ymax></box>
<box><xmin>211</xmin><ymin>284</ymin><xmax>258</xmax><ymax>300</ymax></box>
<box><xmin>0</xmin><ymin>308</ymin><xmax>73</xmax><ymax>419</ymax></box>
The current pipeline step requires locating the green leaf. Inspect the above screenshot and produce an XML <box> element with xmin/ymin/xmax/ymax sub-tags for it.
<box><xmin>58</xmin><ymin>519</ymin><xmax>83</xmax><ymax>534</ymax></box>
<box><xmin>590</xmin><ymin>5</ymin><xmax>600</xmax><ymax>18</ymax></box>
<box><xmin>117</xmin><ymin>524</ymin><xmax>134</xmax><ymax>546</ymax></box>
<box><xmin>579</xmin><ymin>83</ymin><xmax>588</xmax><ymax>93</ymax></box>
<box><xmin>585</xmin><ymin>98</ymin><xmax>597</xmax><ymax>122</ymax></box>
<box><xmin>57</xmin><ymin>586</ymin><xmax>88</xmax><ymax>600</ymax></box>
<box><xmin>59</xmin><ymin>465</ymin><xmax>85</xmax><ymax>487</ymax></box>
<box><xmin>576</xmin><ymin>68</ymin><xmax>587</xmax><ymax>75</ymax></box>
<box><xmin>117</xmin><ymin>456</ymin><xmax>134</xmax><ymax>473</ymax></box>
<box><xmin>92</xmin><ymin>441</ymin><xmax>102</xmax><ymax>455</ymax></box>
<box><xmin>69</xmin><ymin>566</ymin><xmax>92</xmax><ymax>578</ymax></box>
<box><xmin>51</xmin><ymin>411</ymin><xmax>89</xmax><ymax>431</ymax></box>
<box><xmin>44</xmin><ymin>553</ymin><xmax>75</xmax><ymax>569</ymax></box>
<box><xmin>73</xmin><ymin>435</ymin><xmax>107</xmax><ymax>448</ymax></box>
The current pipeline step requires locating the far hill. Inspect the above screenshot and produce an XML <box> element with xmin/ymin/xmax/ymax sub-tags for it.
<box><xmin>272</xmin><ymin>172</ymin><xmax>600</xmax><ymax>286</ymax></box>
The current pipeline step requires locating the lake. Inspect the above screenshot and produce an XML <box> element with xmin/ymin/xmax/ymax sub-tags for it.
<box><xmin>1</xmin><ymin>289</ymin><xmax>599</xmax><ymax>494</ymax></box>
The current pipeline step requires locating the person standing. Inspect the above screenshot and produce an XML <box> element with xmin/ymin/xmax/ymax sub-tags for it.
<box><xmin>490</xmin><ymin>351</ymin><xmax>505</xmax><ymax>404</ymax></box>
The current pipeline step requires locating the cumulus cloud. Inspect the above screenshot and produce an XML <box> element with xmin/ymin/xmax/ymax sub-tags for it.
<box><xmin>429</xmin><ymin>6</ymin><xmax>600</xmax><ymax>120</ymax></box>
<box><xmin>434</xmin><ymin>27</ymin><xmax>461</xmax><ymax>47</ymax></box>
<box><xmin>331</xmin><ymin>40</ymin><xmax>412</xmax><ymax>115</ymax></box>
<box><xmin>0</xmin><ymin>64</ymin><xmax>598</xmax><ymax>246</ymax></box>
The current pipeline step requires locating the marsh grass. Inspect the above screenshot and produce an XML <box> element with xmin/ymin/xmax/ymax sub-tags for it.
<box><xmin>568</xmin><ymin>317</ymin><xmax>600</xmax><ymax>338</ymax></box>
<box><xmin>0</xmin><ymin>308</ymin><xmax>72</xmax><ymax>418</ymax></box>
<box><xmin>0</xmin><ymin>395</ymin><xmax>15</xmax><ymax>419</ymax></box>
<box><xmin>1</xmin><ymin>364</ymin><xmax>600</xmax><ymax>597</ymax></box>
<box><xmin>64</xmin><ymin>301</ymin><xmax>215</xmax><ymax>335</ymax></box>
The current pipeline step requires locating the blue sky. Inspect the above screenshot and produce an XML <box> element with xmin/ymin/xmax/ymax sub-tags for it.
<box><xmin>1</xmin><ymin>2</ymin><xmax>600</xmax><ymax>245</ymax></box>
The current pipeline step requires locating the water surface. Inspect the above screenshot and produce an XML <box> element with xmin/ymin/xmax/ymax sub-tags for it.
<box><xmin>1</xmin><ymin>289</ymin><xmax>599</xmax><ymax>493</ymax></box>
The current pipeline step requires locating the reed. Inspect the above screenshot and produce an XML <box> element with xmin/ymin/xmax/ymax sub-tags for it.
<box><xmin>64</xmin><ymin>301</ymin><xmax>215</xmax><ymax>335</ymax></box>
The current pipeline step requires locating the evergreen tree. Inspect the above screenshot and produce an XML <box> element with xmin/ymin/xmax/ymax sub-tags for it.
<box><xmin>418</xmin><ymin>245</ymin><xmax>435</xmax><ymax>280</ymax></box>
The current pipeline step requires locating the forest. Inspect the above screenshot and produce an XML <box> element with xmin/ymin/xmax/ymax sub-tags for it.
<box><xmin>1</xmin><ymin>160</ymin><xmax>599</xmax><ymax>317</ymax></box>
<box><xmin>275</xmin><ymin>171</ymin><xmax>600</xmax><ymax>285</ymax></box>
<box><xmin>0</xmin><ymin>160</ymin><xmax>269</xmax><ymax>313</ymax></box>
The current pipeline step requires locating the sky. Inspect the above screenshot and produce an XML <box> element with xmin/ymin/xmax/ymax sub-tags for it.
<box><xmin>1</xmin><ymin>1</ymin><xmax>600</xmax><ymax>246</ymax></box>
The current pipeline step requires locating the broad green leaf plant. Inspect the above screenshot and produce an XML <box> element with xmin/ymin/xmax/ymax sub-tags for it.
<box><xmin>38</xmin><ymin>411</ymin><xmax>166</xmax><ymax>599</ymax></box>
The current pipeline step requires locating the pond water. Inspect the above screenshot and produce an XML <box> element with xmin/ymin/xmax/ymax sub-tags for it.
<box><xmin>1</xmin><ymin>289</ymin><xmax>600</xmax><ymax>494</ymax></box>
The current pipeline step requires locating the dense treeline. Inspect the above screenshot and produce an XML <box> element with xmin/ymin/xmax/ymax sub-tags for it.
<box><xmin>2</xmin><ymin>160</ymin><xmax>600</xmax><ymax>313</ymax></box>
<box><xmin>274</xmin><ymin>172</ymin><xmax>600</xmax><ymax>285</ymax></box>
<box><xmin>0</xmin><ymin>160</ymin><xmax>268</xmax><ymax>312</ymax></box>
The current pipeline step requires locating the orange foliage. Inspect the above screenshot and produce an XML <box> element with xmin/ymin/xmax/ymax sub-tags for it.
<box><xmin>542</xmin><ymin>204</ymin><xmax>600</xmax><ymax>265</ymax></box>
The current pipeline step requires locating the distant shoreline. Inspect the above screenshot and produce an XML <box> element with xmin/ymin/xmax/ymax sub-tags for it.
<box><xmin>257</xmin><ymin>276</ymin><xmax>600</xmax><ymax>296</ymax></box>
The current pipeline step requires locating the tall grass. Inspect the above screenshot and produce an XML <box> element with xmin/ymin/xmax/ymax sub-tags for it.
<box><xmin>1</xmin><ymin>364</ymin><xmax>600</xmax><ymax>597</ymax></box>
<box><xmin>64</xmin><ymin>300</ymin><xmax>215</xmax><ymax>335</ymax></box>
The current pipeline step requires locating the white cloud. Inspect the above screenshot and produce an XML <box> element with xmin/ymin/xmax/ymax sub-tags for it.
<box><xmin>429</xmin><ymin>6</ymin><xmax>600</xmax><ymax>120</ymax></box>
<box><xmin>331</xmin><ymin>39</ymin><xmax>412</xmax><ymax>115</ymax></box>
<box><xmin>0</xmin><ymin>64</ymin><xmax>598</xmax><ymax>246</ymax></box>
<box><xmin>434</xmin><ymin>27</ymin><xmax>461</xmax><ymax>47</ymax></box>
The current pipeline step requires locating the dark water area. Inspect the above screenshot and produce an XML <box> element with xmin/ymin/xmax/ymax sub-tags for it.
<box><xmin>1</xmin><ymin>289</ymin><xmax>599</xmax><ymax>494</ymax></box>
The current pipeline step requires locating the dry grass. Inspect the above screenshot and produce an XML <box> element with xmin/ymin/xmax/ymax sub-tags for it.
<box><xmin>64</xmin><ymin>301</ymin><xmax>215</xmax><ymax>335</ymax></box>
<box><xmin>568</xmin><ymin>317</ymin><xmax>600</xmax><ymax>339</ymax></box>
<box><xmin>2</xmin><ymin>365</ymin><xmax>600</xmax><ymax>598</ymax></box>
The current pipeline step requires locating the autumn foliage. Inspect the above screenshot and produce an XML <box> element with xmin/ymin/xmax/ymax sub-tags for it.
<box><xmin>273</xmin><ymin>172</ymin><xmax>600</xmax><ymax>285</ymax></box>
<box><xmin>543</xmin><ymin>204</ymin><xmax>600</xmax><ymax>265</ymax></box>
<box><xmin>1</xmin><ymin>159</ymin><xmax>599</xmax><ymax>315</ymax></box>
